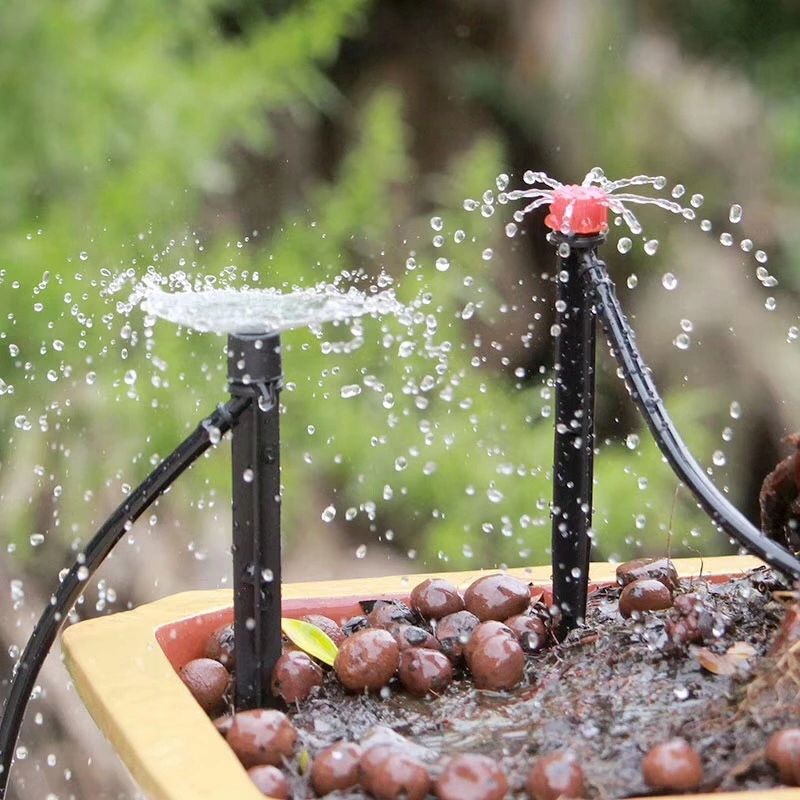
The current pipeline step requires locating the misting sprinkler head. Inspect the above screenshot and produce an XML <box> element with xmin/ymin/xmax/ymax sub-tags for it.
<box><xmin>545</xmin><ymin>185</ymin><xmax>609</xmax><ymax>236</ymax></box>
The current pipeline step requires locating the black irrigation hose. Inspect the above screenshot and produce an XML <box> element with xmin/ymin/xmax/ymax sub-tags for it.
<box><xmin>0</xmin><ymin>396</ymin><xmax>249</xmax><ymax>799</ymax></box>
<box><xmin>581</xmin><ymin>250</ymin><xmax>800</xmax><ymax>583</ymax></box>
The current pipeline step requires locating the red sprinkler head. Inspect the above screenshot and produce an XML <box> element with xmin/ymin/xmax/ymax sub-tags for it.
<box><xmin>545</xmin><ymin>185</ymin><xmax>609</xmax><ymax>235</ymax></box>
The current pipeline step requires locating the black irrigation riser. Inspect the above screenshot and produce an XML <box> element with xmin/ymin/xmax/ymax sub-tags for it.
<box><xmin>550</xmin><ymin>234</ymin><xmax>603</xmax><ymax>635</ymax></box>
<box><xmin>227</xmin><ymin>333</ymin><xmax>284</xmax><ymax>710</ymax></box>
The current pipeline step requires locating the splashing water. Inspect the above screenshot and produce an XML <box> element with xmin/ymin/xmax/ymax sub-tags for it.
<box><xmin>503</xmin><ymin>167</ymin><xmax>693</xmax><ymax>237</ymax></box>
<box><xmin>141</xmin><ymin>282</ymin><xmax>402</xmax><ymax>334</ymax></box>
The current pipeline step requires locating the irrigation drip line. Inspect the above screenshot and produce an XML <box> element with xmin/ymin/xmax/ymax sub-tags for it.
<box><xmin>580</xmin><ymin>248</ymin><xmax>800</xmax><ymax>583</ymax></box>
<box><xmin>0</xmin><ymin>396</ymin><xmax>249</xmax><ymax>799</ymax></box>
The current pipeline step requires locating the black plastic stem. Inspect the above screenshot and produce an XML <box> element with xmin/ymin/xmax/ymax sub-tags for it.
<box><xmin>582</xmin><ymin>250</ymin><xmax>800</xmax><ymax>582</ymax></box>
<box><xmin>0</xmin><ymin>396</ymin><xmax>249</xmax><ymax>799</ymax></box>
<box><xmin>228</xmin><ymin>334</ymin><xmax>283</xmax><ymax>710</ymax></box>
<box><xmin>551</xmin><ymin>236</ymin><xmax>601</xmax><ymax>634</ymax></box>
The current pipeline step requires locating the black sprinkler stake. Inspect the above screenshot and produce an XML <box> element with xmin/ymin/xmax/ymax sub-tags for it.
<box><xmin>550</xmin><ymin>234</ymin><xmax>604</xmax><ymax>635</ymax></box>
<box><xmin>228</xmin><ymin>333</ymin><xmax>284</xmax><ymax>709</ymax></box>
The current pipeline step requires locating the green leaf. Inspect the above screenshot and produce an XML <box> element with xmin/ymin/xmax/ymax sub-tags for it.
<box><xmin>281</xmin><ymin>617</ymin><xmax>339</xmax><ymax>667</ymax></box>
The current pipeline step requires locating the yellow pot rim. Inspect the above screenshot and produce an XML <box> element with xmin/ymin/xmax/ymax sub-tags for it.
<box><xmin>62</xmin><ymin>556</ymin><xmax>799</xmax><ymax>800</ymax></box>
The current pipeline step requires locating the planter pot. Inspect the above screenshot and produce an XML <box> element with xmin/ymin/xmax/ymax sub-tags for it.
<box><xmin>62</xmin><ymin>555</ymin><xmax>793</xmax><ymax>800</ymax></box>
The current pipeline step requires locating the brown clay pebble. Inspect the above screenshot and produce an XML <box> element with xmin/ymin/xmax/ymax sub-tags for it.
<box><xmin>619</xmin><ymin>578</ymin><xmax>673</xmax><ymax>618</ymax></box>
<box><xmin>615</xmin><ymin>557</ymin><xmax>679</xmax><ymax>590</ymax></box>
<box><xmin>642</xmin><ymin>738</ymin><xmax>703</xmax><ymax>791</ymax></box>
<box><xmin>464</xmin><ymin>574</ymin><xmax>531</xmax><ymax>621</ymax></box>
<box><xmin>303</xmin><ymin>614</ymin><xmax>346</xmax><ymax>646</ymax></box>
<box><xmin>366</xmin><ymin>600</ymin><xmax>414</xmax><ymax>628</ymax></box>
<box><xmin>205</xmin><ymin>622</ymin><xmax>236</xmax><ymax>670</ymax></box>
<box><xmin>334</xmin><ymin>628</ymin><xmax>400</xmax><ymax>692</ymax></box>
<box><xmin>526</xmin><ymin>750</ymin><xmax>585</xmax><ymax>800</ymax></box>
<box><xmin>466</xmin><ymin>624</ymin><xmax>525</xmax><ymax>690</ymax></box>
<box><xmin>410</xmin><ymin>578</ymin><xmax>464</xmax><ymax>620</ymax></box>
<box><xmin>213</xmin><ymin>714</ymin><xmax>233</xmax><ymax>736</ymax></box>
<box><xmin>505</xmin><ymin>614</ymin><xmax>548</xmax><ymax>652</ymax></box>
<box><xmin>271</xmin><ymin>650</ymin><xmax>324</xmax><ymax>704</ymax></box>
<box><xmin>464</xmin><ymin>620</ymin><xmax>516</xmax><ymax>660</ymax></box>
<box><xmin>359</xmin><ymin>745</ymin><xmax>430</xmax><ymax>800</ymax></box>
<box><xmin>388</xmin><ymin>623</ymin><xmax>442</xmax><ymax>652</ymax></box>
<box><xmin>311</xmin><ymin>741</ymin><xmax>362</xmax><ymax>795</ymax></box>
<box><xmin>436</xmin><ymin>753</ymin><xmax>508</xmax><ymax>800</ymax></box>
<box><xmin>247</xmin><ymin>765</ymin><xmax>290</xmax><ymax>798</ymax></box>
<box><xmin>226</xmin><ymin>709</ymin><xmax>298</xmax><ymax>768</ymax></box>
<box><xmin>766</xmin><ymin>728</ymin><xmax>800</xmax><ymax>785</ymax></box>
<box><xmin>179</xmin><ymin>657</ymin><xmax>229</xmax><ymax>715</ymax></box>
<box><xmin>398</xmin><ymin>647</ymin><xmax>453</xmax><ymax>697</ymax></box>
<box><xmin>435</xmin><ymin>610</ymin><xmax>480</xmax><ymax>662</ymax></box>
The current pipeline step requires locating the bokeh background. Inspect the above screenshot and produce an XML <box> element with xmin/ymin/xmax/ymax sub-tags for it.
<box><xmin>2</xmin><ymin>0</ymin><xmax>800</xmax><ymax>795</ymax></box>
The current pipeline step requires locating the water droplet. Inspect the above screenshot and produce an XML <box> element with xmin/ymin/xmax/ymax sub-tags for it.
<box><xmin>558</xmin><ymin>242</ymin><xmax>570</xmax><ymax>258</ymax></box>
<box><xmin>661</xmin><ymin>272</ymin><xmax>678</xmax><ymax>291</ymax></box>
<box><xmin>435</xmin><ymin>257</ymin><xmax>450</xmax><ymax>272</ymax></box>
<box><xmin>355</xmin><ymin>544</ymin><xmax>368</xmax><ymax>559</ymax></box>
<box><xmin>671</xmin><ymin>184</ymin><xmax>685</xmax><ymax>199</ymax></box>
<box><xmin>487</xmin><ymin>487</ymin><xmax>504</xmax><ymax>504</ymax></box>
<box><xmin>729</xmin><ymin>401</ymin><xmax>742</xmax><ymax>419</ymax></box>
<box><xmin>481</xmin><ymin>248</ymin><xmax>493</xmax><ymax>261</ymax></box>
<box><xmin>712</xmin><ymin>450</ymin><xmax>726</xmax><ymax>466</ymax></box>
<box><xmin>505</xmin><ymin>222</ymin><xmax>518</xmax><ymax>238</ymax></box>
<box><xmin>207</xmin><ymin>425</ymin><xmax>221</xmax><ymax>445</ymax></box>
<box><xmin>719</xmin><ymin>232</ymin><xmax>734</xmax><ymax>247</ymax></box>
<box><xmin>340</xmin><ymin>384</ymin><xmax>362</xmax><ymax>398</ymax></box>
<box><xmin>626</xmin><ymin>433</ymin><xmax>640</xmax><ymax>450</ymax></box>
<box><xmin>79</xmin><ymin>251</ymin><xmax>89</xmax><ymax>262</ymax></box>
<box><xmin>454</xmin><ymin>229</ymin><xmax>466</xmax><ymax>243</ymax></box>
<box><xmin>690</xmin><ymin>194</ymin><xmax>704</xmax><ymax>208</ymax></box>
<box><xmin>755</xmin><ymin>250</ymin><xmax>768</xmax><ymax>264</ymax></box>
<box><xmin>680</xmin><ymin>318</ymin><xmax>693</xmax><ymax>332</ymax></box>
<box><xmin>765</xmin><ymin>296</ymin><xmax>777</xmax><ymax>311</ymax></box>
<box><xmin>626</xmin><ymin>274</ymin><xmax>638</xmax><ymax>289</ymax></box>
<box><xmin>242</xmin><ymin>468</ymin><xmax>254</xmax><ymax>483</ymax></box>
<box><xmin>740</xmin><ymin>238</ymin><xmax>753</xmax><ymax>252</ymax></box>
<box><xmin>700</xmin><ymin>219</ymin><xmax>712</xmax><ymax>232</ymax></box>
<box><xmin>729</xmin><ymin>204</ymin><xmax>743</xmax><ymax>224</ymax></box>
<box><xmin>673</xmin><ymin>686</ymin><xmax>689</xmax><ymax>700</ymax></box>
<box><xmin>124</xmin><ymin>369</ymin><xmax>137</xmax><ymax>385</ymax></box>
<box><xmin>644</xmin><ymin>239</ymin><xmax>659</xmax><ymax>256</ymax></box>
<box><xmin>430</xmin><ymin>216</ymin><xmax>444</xmax><ymax>232</ymax></box>
<box><xmin>463</xmin><ymin>199</ymin><xmax>479</xmax><ymax>212</ymax></box>
<box><xmin>432</xmin><ymin>234</ymin><xmax>445</xmax><ymax>248</ymax></box>
<box><xmin>29</xmin><ymin>533</ymin><xmax>44</xmax><ymax>547</ymax></box>
<box><xmin>321</xmin><ymin>505</ymin><xmax>336</xmax><ymax>522</ymax></box>
<box><xmin>673</xmin><ymin>333</ymin><xmax>690</xmax><ymax>350</ymax></box>
<box><xmin>617</xmin><ymin>237</ymin><xmax>632</xmax><ymax>254</ymax></box>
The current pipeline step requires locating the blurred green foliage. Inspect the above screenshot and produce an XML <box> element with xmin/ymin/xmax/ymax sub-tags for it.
<box><xmin>0</xmin><ymin>0</ymin><xmax>779</xmax><ymax>585</ymax></box>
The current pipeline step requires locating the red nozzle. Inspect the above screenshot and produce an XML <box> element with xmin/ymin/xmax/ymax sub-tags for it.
<box><xmin>545</xmin><ymin>185</ymin><xmax>609</xmax><ymax>235</ymax></box>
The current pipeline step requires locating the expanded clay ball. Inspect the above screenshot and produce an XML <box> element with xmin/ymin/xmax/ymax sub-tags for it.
<box><xmin>464</xmin><ymin>574</ymin><xmax>531</xmax><ymax>621</ymax></box>
<box><xmin>334</xmin><ymin>628</ymin><xmax>400</xmax><ymax>692</ymax></box>
<box><xmin>226</xmin><ymin>709</ymin><xmax>298</xmax><ymax>768</ymax></box>
<box><xmin>410</xmin><ymin>578</ymin><xmax>464</xmax><ymax>619</ymax></box>
<box><xmin>179</xmin><ymin>657</ymin><xmax>229</xmax><ymax>715</ymax></box>
<box><xmin>271</xmin><ymin>651</ymin><xmax>323</xmax><ymax>704</ymax></box>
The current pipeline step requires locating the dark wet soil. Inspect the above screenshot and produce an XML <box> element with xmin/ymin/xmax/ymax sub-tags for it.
<box><xmin>281</xmin><ymin>568</ymin><xmax>800</xmax><ymax>798</ymax></box>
